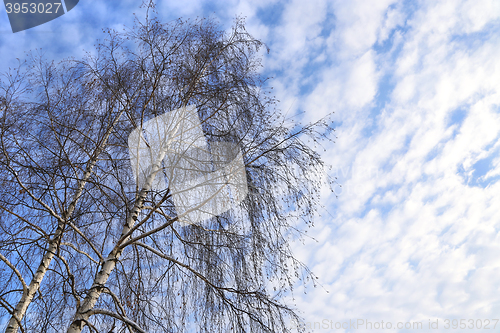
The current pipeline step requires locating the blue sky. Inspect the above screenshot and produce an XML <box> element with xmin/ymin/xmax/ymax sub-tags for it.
<box><xmin>2</xmin><ymin>0</ymin><xmax>500</xmax><ymax>332</ymax></box>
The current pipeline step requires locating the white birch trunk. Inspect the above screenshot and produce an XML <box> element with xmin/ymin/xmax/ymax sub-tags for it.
<box><xmin>66</xmin><ymin>188</ymin><xmax>149</xmax><ymax>333</ymax></box>
<box><xmin>5</xmin><ymin>227</ymin><xmax>62</xmax><ymax>333</ymax></box>
<box><xmin>66</xmin><ymin>106</ymin><xmax>203</xmax><ymax>332</ymax></box>
<box><xmin>66</xmin><ymin>114</ymin><xmax>177</xmax><ymax>332</ymax></box>
<box><xmin>5</xmin><ymin>108</ymin><xmax>126</xmax><ymax>333</ymax></box>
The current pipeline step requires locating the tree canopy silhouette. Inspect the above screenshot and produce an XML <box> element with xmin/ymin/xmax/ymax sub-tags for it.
<box><xmin>0</xmin><ymin>11</ymin><xmax>333</xmax><ymax>333</ymax></box>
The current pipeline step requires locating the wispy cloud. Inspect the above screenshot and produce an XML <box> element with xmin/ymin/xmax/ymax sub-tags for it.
<box><xmin>279</xmin><ymin>0</ymin><xmax>500</xmax><ymax>329</ymax></box>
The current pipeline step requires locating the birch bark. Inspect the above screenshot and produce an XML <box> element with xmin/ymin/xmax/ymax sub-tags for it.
<box><xmin>66</xmin><ymin>106</ymin><xmax>189</xmax><ymax>333</ymax></box>
<box><xmin>5</xmin><ymin>107</ymin><xmax>126</xmax><ymax>333</ymax></box>
<box><xmin>66</xmin><ymin>170</ymin><xmax>155</xmax><ymax>333</ymax></box>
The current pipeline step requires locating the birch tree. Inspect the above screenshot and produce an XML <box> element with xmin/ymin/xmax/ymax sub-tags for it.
<box><xmin>0</xmin><ymin>13</ymin><xmax>333</xmax><ymax>333</ymax></box>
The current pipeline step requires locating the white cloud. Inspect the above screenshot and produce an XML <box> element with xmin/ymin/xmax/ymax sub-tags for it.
<box><xmin>284</xmin><ymin>0</ymin><xmax>500</xmax><ymax>330</ymax></box>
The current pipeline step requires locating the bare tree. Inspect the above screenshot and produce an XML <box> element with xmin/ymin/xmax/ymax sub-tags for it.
<box><xmin>0</xmin><ymin>11</ymin><xmax>333</xmax><ymax>333</ymax></box>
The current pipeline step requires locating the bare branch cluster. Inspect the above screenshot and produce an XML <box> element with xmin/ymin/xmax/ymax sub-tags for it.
<box><xmin>0</xmin><ymin>13</ymin><xmax>333</xmax><ymax>333</ymax></box>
